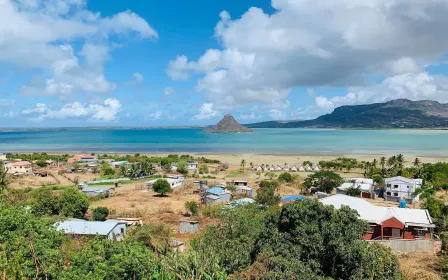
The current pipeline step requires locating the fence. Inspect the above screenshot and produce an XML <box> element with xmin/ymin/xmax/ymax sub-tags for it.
<box><xmin>367</xmin><ymin>239</ymin><xmax>441</xmax><ymax>253</ymax></box>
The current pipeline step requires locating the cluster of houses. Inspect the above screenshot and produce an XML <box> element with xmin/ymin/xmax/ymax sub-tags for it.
<box><xmin>336</xmin><ymin>176</ymin><xmax>423</xmax><ymax>204</ymax></box>
<box><xmin>253</xmin><ymin>164</ymin><xmax>320</xmax><ymax>172</ymax></box>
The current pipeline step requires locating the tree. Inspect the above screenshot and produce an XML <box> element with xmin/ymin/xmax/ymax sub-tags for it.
<box><xmin>255</xmin><ymin>171</ymin><xmax>261</xmax><ymax>179</ymax></box>
<box><xmin>103</xmin><ymin>166</ymin><xmax>115</xmax><ymax>176</ymax></box>
<box><xmin>185</xmin><ymin>201</ymin><xmax>199</xmax><ymax>216</ymax></box>
<box><xmin>0</xmin><ymin>163</ymin><xmax>8</xmax><ymax>197</ymax></box>
<box><xmin>264</xmin><ymin>171</ymin><xmax>276</xmax><ymax>180</ymax></box>
<box><xmin>303</xmin><ymin>171</ymin><xmax>343</xmax><ymax>193</ymax></box>
<box><xmin>119</xmin><ymin>165</ymin><xmax>128</xmax><ymax>177</ymax></box>
<box><xmin>346</xmin><ymin>186</ymin><xmax>362</xmax><ymax>197</ymax></box>
<box><xmin>380</xmin><ymin>157</ymin><xmax>386</xmax><ymax>170</ymax></box>
<box><xmin>153</xmin><ymin>179</ymin><xmax>172</xmax><ymax>196</ymax></box>
<box><xmin>302</xmin><ymin>160</ymin><xmax>312</xmax><ymax>166</ymax></box>
<box><xmin>32</xmin><ymin>190</ymin><xmax>60</xmax><ymax>216</ymax></box>
<box><xmin>59</xmin><ymin>188</ymin><xmax>90</xmax><ymax>218</ymax></box>
<box><xmin>92</xmin><ymin>206</ymin><xmax>109</xmax><ymax>221</ymax></box>
<box><xmin>36</xmin><ymin>160</ymin><xmax>47</xmax><ymax>167</ymax></box>
<box><xmin>278</xmin><ymin>172</ymin><xmax>293</xmax><ymax>183</ymax></box>
<box><xmin>256</xmin><ymin>180</ymin><xmax>281</xmax><ymax>207</ymax></box>
<box><xmin>413</xmin><ymin>157</ymin><xmax>421</xmax><ymax>168</ymax></box>
<box><xmin>240</xmin><ymin>159</ymin><xmax>246</xmax><ymax>171</ymax></box>
<box><xmin>177</xmin><ymin>161</ymin><xmax>189</xmax><ymax>174</ymax></box>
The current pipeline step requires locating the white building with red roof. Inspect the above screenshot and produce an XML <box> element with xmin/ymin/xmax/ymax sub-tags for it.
<box><xmin>5</xmin><ymin>161</ymin><xmax>33</xmax><ymax>175</ymax></box>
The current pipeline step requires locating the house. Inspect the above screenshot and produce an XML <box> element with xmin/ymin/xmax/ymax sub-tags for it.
<box><xmin>275</xmin><ymin>165</ymin><xmax>283</xmax><ymax>172</ymax></box>
<box><xmin>236</xmin><ymin>186</ymin><xmax>253</xmax><ymax>197</ymax></box>
<box><xmin>269</xmin><ymin>165</ymin><xmax>275</xmax><ymax>172</ymax></box>
<box><xmin>34</xmin><ymin>171</ymin><xmax>48</xmax><ymax>177</ymax></box>
<box><xmin>179</xmin><ymin>220</ymin><xmax>200</xmax><ymax>234</ymax></box>
<box><xmin>290</xmin><ymin>165</ymin><xmax>298</xmax><ymax>172</ymax></box>
<box><xmin>187</xmin><ymin>161</ymin><xmax>198</xmax><ymax>171</ymax></box>
<box><xmin>81</xmin><ymin>187</ymin><xmax>115</xmax><ymax>197</ymax></box>
<box><xmin>255</xmin><ymin>165</ymin><xmax>263</xmax><ymax>172</ymax></box>
<box><xmin>384</xmin><ymin>176</ymin><xmax>423</xmax><ymax>203</ymax></box>
<box><xmin>5</xmin><ymin>161</ymin><xmax>33</xmax><ymax>175</ymax></box>
<box><xmin>281</xmin><ymin>195</ymin><xmax>312</xmax><ymax>205</ymax></box>
<box><xmin>111</xmin><ymin>161</ymin><xmax>129</xmax><ymax>168</ymax></box>
<box><xmin>320</xmin><ymin>194</ymin><xmax>434</xmax><ymax>240</ymax></box>
<box><xmin>0</xmin><ymin>152</ymin><xmax>6</xmax><ymax>161</ymax></box>
<box><xmin>106</xmin><ymin>218</ymin><xmax>142</xmax><ymax>227</ymax></box>
<box><xmin>226</xmin><ymin>198</ymin><xmax>256</xmax><ymax>208</ymax></box>
<box><xmin>297</xmin><ymin>165</ymin><xmax>305</xmax><ymax>172</ymax></box>
<box><xmin>145</xmin><ymin>175</ymin><xmax>184</xmax><ymax>189</ymax></box>
<box><xmin>337</xmin><ymin>178</ymin><xmax>374</xmax><ymax>198</ymax></box>
<box><xmin>312</xmin><ymin>164</ymin><xmax>320</xmax><ymax>171</ymax></box>
<box><xmin>55</xmin><ymin>219</ymin><xmax>126</xmax><ymax>241</ymax></box>
<box><xmin>233</xmin><ymin>180</ymin><xmax>249</xmax><ymax>187</ymax></box>
<box><xmin>204</xmin><ymin>187</ymin><xmax>231</xmax><ymax>205</ymax></box>
<box><xmin>282</xmin><ymin>165</ymin><xmax>290</xmax><ymax>172</ymax></box>
<box><xmin>67</xmin><ymin>154</ymin><xmax>98</xmax><ymax>163</ymax></box>
<box><xmin>304</xmin><ymin>164</ymin><xmax>313</xmax><ymax>171</ymax></box>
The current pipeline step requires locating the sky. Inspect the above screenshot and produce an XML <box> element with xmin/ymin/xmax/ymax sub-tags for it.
<box><xmin>2</xmin><ymin>0</ymin><xmax>448</xmax><ymax>127</ymax></box>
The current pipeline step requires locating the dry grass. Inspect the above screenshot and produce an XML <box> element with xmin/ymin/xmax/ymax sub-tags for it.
<box><xmin>397</xmin><ymin>252</ymin><xmax>441</xmax><ymax>280</ymax></box>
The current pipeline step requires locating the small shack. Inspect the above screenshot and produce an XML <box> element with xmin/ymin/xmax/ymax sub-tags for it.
<box><xmin>204</xmin><ymin>187</ymin><xmax>231</xmax><ymax>205</ymax></box>
<box><xmin>233</xmin><ymin>180</ymin><xmax>249</xmax><ymax>187</ymax></box>
<box><xmin>55</xmin><ymin>219</ymin><xmax>126</xmax><ymax>241</ymax></box>
<box><xmin>236</xmin><ymin>186</ymin><xmax>253</xmax><ymax>197</ymax></box>
<box><xmin>81</xmin><ymin>187</ymin><xmax>115</xmax><ymax>197</ymax></box>
<box><xmin>179</xmin><ymin>220</ymin><xmax>200</xmax><ymax>234</ymax></box>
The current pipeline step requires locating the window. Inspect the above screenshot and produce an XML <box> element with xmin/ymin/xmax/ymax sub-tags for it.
<box><xmin>368</xmin><ymin>225</ymin><xmax>375</xmax><ymax>233</ymax></box>
<box><xmin>394</xmin><ymin>193</ymin><xmax>399</xmax><ymax>197</ymax></box>
<box><xmin>392</xmin><ymin>228</ymin><xmax>401</xmax><ymax>237</ymax></box>
<box><xmin>394</xmin><ymin>184</ymin><xmax>399</xmax><ymax>189</ymax></box>
<box><xmin>386</xmin><ymin>192</ymin><xmax>391</xmax><ymax>196</ymax></box>
<box><xmin>407</xmin><ymin>185</ymin><xmax>410</xmax><ymax>188</ymax></box>
<box><xmin>387</xmin><ymin>184</ymin><xmax>391</xmax><ymax>188</ymax></box>
<box><xmin>414</xmin><ymin>228</ymin><xmax>425</xmax><ymax>237</ymax></box>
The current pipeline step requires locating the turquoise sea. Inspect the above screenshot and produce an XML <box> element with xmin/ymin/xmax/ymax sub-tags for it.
<box><xmin>0</xmin><ymin>128</ymin><xmax>447</xmax><ymax>156</ymax></box>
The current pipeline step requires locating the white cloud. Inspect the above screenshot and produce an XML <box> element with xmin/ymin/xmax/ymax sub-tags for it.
<box><xmin>168</xmin><ymin>1</ymin><xmax>448</xmax><ymax>108</ymax></box>
<box><xmin>193</xmin><ymin>103</ymin><xmax>221</xmax><ymax>120</ymax></box>
<box><xmin>0</xmin><ymin>99</ymin><xmax>14</xmax><ymax>106</ymax></box>
<box><xmin>3</xmin><ymin>111</ymin><xmax>15</xmax><ymax>118</ymax></box>
<box><xmin>268</xmin><ymin>109</ymin><xmax>285</xmax><ymax>120</ymax></box>
<box><xmin>146</xmin><ymin>111</ymin><xmax>162</xmax><ymax>121</ymax></box>
<box><xmin>239</xmin><ymin>112</ymin><xmax>260</xmax><ymax>120</ymax></box>
<box><xmin>1</xmin><ymin>0</ymin><xmax>156</xmax><ymax>97</ymax></box>
<box><xmin>132</xmin><ymin>72</ymin><xmax>144</xmax><ymax>84</ymax></box>
<box><xmin>307</xmin><ymin>88</ymin><xmax>315</xmax><ymax>97</ymax></box>
<box><xmin>164</xmin><ymin>87</ymin><xmax>176</xmax><ymax>96</ymax></box>
<box><xmin>23</xmin><ymin>98</ymin><xmax>122</xmax><ymax>121</ymax></box>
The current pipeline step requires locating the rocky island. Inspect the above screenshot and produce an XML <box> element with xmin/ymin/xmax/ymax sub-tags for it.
<box><xmin>204</xmin><ymin>114</ymin><xmax>254</xmax><ymax>133</ymax></box>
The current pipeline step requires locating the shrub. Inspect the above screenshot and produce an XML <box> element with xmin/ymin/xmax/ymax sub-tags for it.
<box><xmin>256</xmin><ymin>180</ymin><xmax>281</xmax><ymax>207</ymax></box>
<box><xmin>92</xmin><ymin>206</ymin><xmax>109</xmax><ymax>221</ymax></box>
<box><xmin>185</xmin><ymin>201</ymin><xmax>199</xmax><ymax>216</ymax></box>
<box><xmin>346</xmin><ymin>186</ymin><xmax>362</xmax><ymax>197</ymax></box>
<box><xmin>32</xmin><ymin>190</ymin><xmax>60</xmax><ymax>216</ymax></box>
<box><xmin>278</xmin><ymin>172</ymin><xmax>293</xmax><ymax>182</ymax></box>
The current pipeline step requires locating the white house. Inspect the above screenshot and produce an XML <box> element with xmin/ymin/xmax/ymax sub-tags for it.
<box><xmin>384</xmin><ymin>176</ymin><xmax>423</xmax><ymax>203</ymax></box>
<box><xmin>312</xmin><ymin>165</ymin><xmax>320</xmax><ymax>171</ymax></box>
<box><xmin>282</xmin><ymin>165</ymin><xmax>290</xmax><ymax>172</ymax></box>
<box><xmin>304</xmin><ymin>164</ymin><xmax>313</xmax><ymax>171</ymax></box>
<box><xmin>0</xmin><ymin>152</ymin><xmax>6</xmax><ymax>161</ymax></box>
<box><xmin>275</xmin><ymin>165</ymin><xmax>283</xmax><ymax>172</ymax></box>
<box><xmin>297</xmin><ymin>165</ymin><xmax>305</xmax><ymax>172</ymax></box>
<box><xmin>255</xmin><ymin>165</ymin><xmax>263</xmax><ymax>172</ymax></box>
<box><xmin>5</xmin><ymin>161</ymin><xmax>33</xmax><ymax>175</ymax></box>
<box><xmin>187</xmin><ymin>161</ymin><xmax>198</xmax><ymax>171</ymax></box>
<box><xmin>337</xmin><ymin>178</ymin><xmax>374</xmax><ymax>198</ymax></box>
<box><xmin>146</xmin><ymin>175</ymin><xmax>184</xmax><ymax>189</ymax></box>
<box><xmin>269</xmin><ymin>165</ymin><xmax>275</xmax><ymax>172</ymax></box>
<box><xmin>290</xmin><ymin>165</ymin><xmax>298</xmax><ymax>172</ymax></box>
<box><xmin>55</xmin><ymin>219</ymin><xmax>127</xmax><ymax>241</ymax></box>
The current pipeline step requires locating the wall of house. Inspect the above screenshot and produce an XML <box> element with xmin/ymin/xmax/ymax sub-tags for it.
<box><xmin>180</xmin><ymin>222</ymin><xmax>199</xmax><ymax>234</ymax></box>
<box><xmin>7</xmin><ymin>165</ymin><xmax>33</xmax><ymax>174</ymax></box>
<box><xmin>107</xmin><ymin>224</ymin><xmax>126</xmax><ymax>241</ymax></box>
<box><xmin>385</xmin><ymin>180</ymin><xmax>416</xmax><ymax>200</ymax></box>
<box><xmin>368</xmin><ymin>239</ymin><xmax>438</xmax><ymax>252</ymax></box>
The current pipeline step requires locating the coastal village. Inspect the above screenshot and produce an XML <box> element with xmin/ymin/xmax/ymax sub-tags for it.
<box><xmin>1</xmin><ymin>150</ymin><xmax>446</xmax><ymax>278</ymax></box>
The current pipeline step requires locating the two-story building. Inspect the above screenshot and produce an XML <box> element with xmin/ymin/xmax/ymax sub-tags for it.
<box><xmin>5</xmin><ymin>161</ymin><xmax>33</xmax><ymax>175</ymax></box>
<box><xmin>384</xmin><ymin>176</ymin><xmax>423</xmax><ymax>204</ymax></box>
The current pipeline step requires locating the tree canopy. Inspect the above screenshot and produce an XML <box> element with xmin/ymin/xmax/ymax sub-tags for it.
<box><xmin>153</xmin><ymin>179</ymin><xmax>172</xmax><ymax>196</ymax></box>
<box><xmin>256</xmin><ymin>180</ymin><xmax>281</xmax><ymax>207</ymax></box>
<box><xmin>303</xmin><ymin>171</ymin><xmax>344</xmax><ymax>193</ymax></box>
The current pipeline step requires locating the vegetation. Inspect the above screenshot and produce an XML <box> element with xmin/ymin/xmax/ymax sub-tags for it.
<box><xmin>256</xmin><ymin>180</ymin><xmax>281</xmax><ymax>207</ymax></box>
<box><xmin>152</xmin><ymin>179</ymin><xmax>172</xmax><ymax>196</ymax></box>
<box><xmin>303</xmin><ymin>170</ymin><xmax>344</xmax><ymax>193</ymax></box>
<box><xmin>59</xmin><ymin>188</ymin><xmax>90</xmax><ymax>218</ymax></box>
<box><xmin>92</xmin><ymin>206</ymin><xmax>109</xmax><ymax>221</ymax></box>
<box><xmin>198</xmin><ymin>164</ymin><xmax>209</xmax><ymax>174</ymax></box>
<box><xmin>346</xmin><ymin>186</ymin><xmax>362</xmax><ymax>197</ymax></box>
<box><xmin>6</xmin><ymin>152</ymin><xmax>71</xmax><ymax>162</ymax></box>
<box><xmin>0</xmin><ymin>163</ymin><xmax>8</xmax><ymax>198</ymax></box>
<box><xmin>319</xmin><ymin>157</ymin><xmax>358</xmax><ymax>172</ymax></box>
<box><xmin>185</xmin><ymin>201</ymin><xmax>199</xmax><ymax>216</ymax></box>
<box><xmin>278</xmin><ymin>172</ymin><xmax>294</xmax><ymax>182</ymax></box>
<box><xmin>176</xmin><ymin>160</ymin><xmax>189</xmax><ymax>174</ymax></box>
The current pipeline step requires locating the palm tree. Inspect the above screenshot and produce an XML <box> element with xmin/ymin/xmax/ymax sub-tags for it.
<box><xmin>249</xmin><ymin>162</ymin><xmax>254</xmax><ymax>170</ymax></box>
<box><xmin>397</xmin><ymin>154</ymin><xmax>404</xmax><ymax>173</ymax></box>
<box><xmin>413</xmin><ymin>158</ymin><xmax>421</xmax><ymax>168</ymax></box>
<box><xmin>241</xmin><ymin>159</ymin><xmax>246</xmax><ymax>171</ymax></box>
<box><xmin>387</xmin><ymin>156</ymin><xmax>396</xmax><ymax>169</ymax></box>
<box><xmin>372</xmin><ymin>159</ymin><xmax>378</xmax><ymax>169</ymax></box>
<box><xmin>148</xmin><ymin>163</ymin><xmax>156</xmax><ymax>175</ymax></box>
<box><xmin>380</xmin><ymin>157</ymin><xmax>386</xmax><ymax>170</ymax></box>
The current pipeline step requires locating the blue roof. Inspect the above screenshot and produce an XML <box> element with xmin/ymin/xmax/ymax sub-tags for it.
<box><xmin>281</xmin><ymin>195</ymin><xmax>311</xmax><ymax>203</ymax></box>
<box><xmin>207</xmin><ymin>187</ymin><xmax>224</xmax><ymax>195</ymax></box>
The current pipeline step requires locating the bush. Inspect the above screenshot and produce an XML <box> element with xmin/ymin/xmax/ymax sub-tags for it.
<box><xmin>256</xmin><ymin>180</ymin><xmax>281</xmax><ymax>207</ymax></box>
<box><xmin>278</xmin><ymin>172</ymin><xmax>293</xmax><ymax>182</ymax></box>
<box><xmin>92</xmin><ymin>206</ymin><xmax>109</xmax><ymax>221</ymax></box>
<box><xmin>202</xmin><ymin>204</ymin><xmax>222</xmax><ymax>218</ymax></box>
<box><xmin>177</xmin><ymin>161</ymin><xmax>189</xmax><ymax>174</ymax></box>
<box><xmin>303</xmin><ymin>171</ymin><xmax>344</xmax><ymax>193</ymax></box>
<box><xmin>59</xmin><ymin>188</ymin><xmax>90</xmax><ymax>218</ymax></box>
<box><xmin>185</xmin><ymin>201</ymin><xmax>199</xmax><ymax>216</ymax></box>
<box><xmin>199</xmin><ymin>164</ymin><xmax>209</xmax><ymax>174</ymax></box>
<box><xmin>102</xmin><ymin>167</ymin><xmax>115</xmax><ymax>176</ymax></box>
<box><xmin>32</xmin><ymin>190</ymin><xmax>60</xmax><ymax>216</ymax></box>
<box><xmin>346</xmin><ymin>186</ymin><xmax>362</xmax><ymax>197</ymax></box>
<box><xmin>153</xmin><ymin>179</ymin><xmax>172</xmax><ymax>196</ymax></box>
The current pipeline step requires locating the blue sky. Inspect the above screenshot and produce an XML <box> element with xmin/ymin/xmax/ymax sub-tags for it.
<box><xmin>2</xmin><ymin>0</ymin><xmax>448</xmax><ymax>127</ymax></box>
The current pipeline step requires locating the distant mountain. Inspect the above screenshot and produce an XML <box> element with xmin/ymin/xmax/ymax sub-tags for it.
<box><xmin>246</xmin><ymin>99</ymin><xmax>448</xmax><ymax>128</ymax></box>
<box><xmin>204</xmin><ymin>114</ymin><xmax>254</xmax><ymax>133</ymax></box>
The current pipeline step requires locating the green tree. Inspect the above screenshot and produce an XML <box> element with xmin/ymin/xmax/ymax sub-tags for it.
<box><xmin>256</xmin><ymin>180</ymin><xmax>281</xmax><ymax>207</ymax></box>
<box><xmin>59</xmin><ymin>188</ymin><xmax>90</xmax><ymax>218</ymax></box>
<box><xmin>346</xmin><ymin>186</ymin><xmax>362</xmax><ymax>197</ymax></box>
<box><xmin>303</xmin><ymin>170</ymin><xmax>343</xmax><ymax>193</ymax></box>
<box><xmin>255</xmin><ymin>171</ymin><xmax>261</xmax><ymax>179</ymax></box>
<box><xmin>153</xmin><ymin>179</ymin><xmax>172</xmax><ymax>196</ymax></box>
<box><xmin>302</xmin><ymin>160</ymin><xmax>312</xmax><ymax>166</ymax></box>
<box><xmin>0</xmin><ymin>163</ymin><xmax>8</xmax><ymax>198</ymax></box>
<box><xmin>102</xmin><ymin>167</ymin><xmax>115</xmax><ymax>176</ymax></box>
<box><xmin>278</xmin><ymin>172</ymin><xmax>293</xmax><ymax>182</ymax></box>
<box><xmin>36</xmin><ymin>160</ymin><xmax>47</xmax><ymax>167</ymax></box>
<box><xmin>240</xmin><ymin>159</ymin><xmax>246</xmax><ymax>171</ymax></box>
<box><xmin>185</xmin><ymin>201</ymin><xmax>199</xmax><ymax>216</ymax></box>
<box><xmin>264</xmin><ymin>171</ymin><xmax>276</xmax><ymax>180</ymax></box>
<box><xmin>119</xmin><ymin>165</ymin><xmax>128</xmax><ymax>177</ymax></box>
<box><xmin>92</xmin><ymin>206</ymin><xmax>109</xmax><ymax>221</ymax></box>
<box><xmin>177</xmin><ymin>161</ymin><xmax>189</xmax><ymax>174</ymax></box>
<box><xmin>198</xmin><ymin>164</ymin><xmax>209</xmax><ymax>174</ymax></box>
<box><xmin>32</xmin><ymin>190</ymin><xmax>60</xmax><ymax>216</ymax></box>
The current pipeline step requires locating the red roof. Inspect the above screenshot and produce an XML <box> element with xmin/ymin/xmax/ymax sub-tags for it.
<box><xmin>11</xmin><ymin>161</ymin><xmax>31</xmax><ymax>167</ymax></box>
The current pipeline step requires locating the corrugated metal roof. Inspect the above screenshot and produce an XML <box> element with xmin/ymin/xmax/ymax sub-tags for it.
<box><xmin>55</xmin><ymin>220</ymin><xmax>123</xmax><ymax>236</ymax></box>
<box><xmin>207</xmin><ymin>187</ymin><xmax>224</xmax><ymax>195</ymax></box>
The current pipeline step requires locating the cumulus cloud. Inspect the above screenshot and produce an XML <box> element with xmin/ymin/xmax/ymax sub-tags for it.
<box><xmin>164</xmin><ymin>87</ymin><xmax>176</xmax><ymax>96</ymax></box>
<box><xmin>1</xmin><ymin>0</ymin><xmax>156</xmax><ymax>97</ymax></box>
<box><xmin>23</xmin><ymin>98</ymin><xmax>122</xmax><ymax>121</ymax></box>
<box><xmin>239</xmin><ymin>112</ymin><xmax>260</xmax><ymax>120</ymax></box>
<box><xmin>167</xmin><ymin>1</ymin><xmax>448</xmax><ymax>109</ymax></box>
<box><xmin>193</xmin><ymin>103</ymin><xmax>221</xmax><ymax>120</ymax></box>
<box><xmin>268</xmin><ymin>109</ymin><xmax>285</xmax><ymax>120</ymax></box>
<box><xmin>3</xmin><ymin>111</ymin><xmax>15</xmax><ymax>118</ymax></box>
<box><xmin>146</xmin><ymin>111</ymin><xmax>162</xmax><ymax>121</ymax></box>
